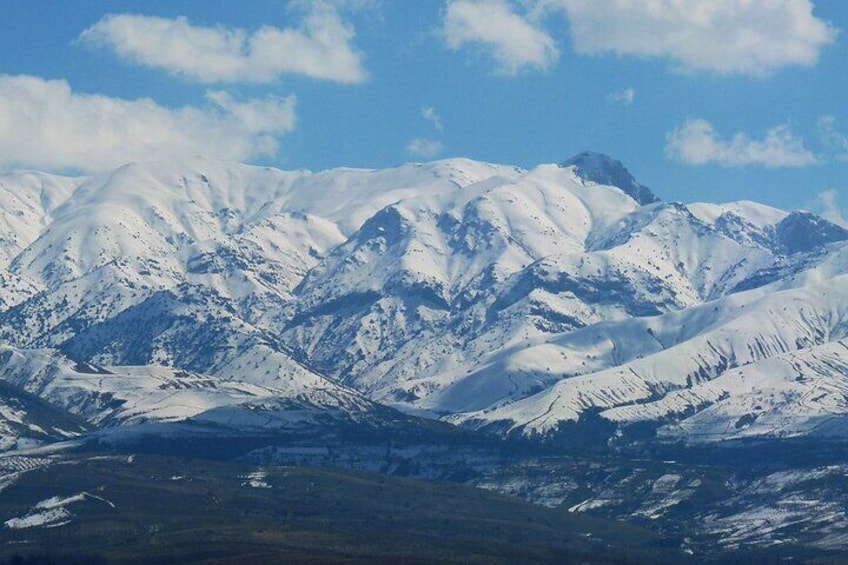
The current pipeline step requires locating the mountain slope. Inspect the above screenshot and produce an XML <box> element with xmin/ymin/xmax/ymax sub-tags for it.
<box><xmin>454</xmin><ymin>272</ymin><xmax>848</xmax><ymax>438</ymax></box>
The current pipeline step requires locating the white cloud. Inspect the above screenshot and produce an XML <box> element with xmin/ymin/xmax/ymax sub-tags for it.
<box><xmin>0</xmin><ymin>74</ymin><xmax>297</xmax><ymax>173</ymax></box>
<box><xmin>79</xmin><ymin>4</ymin><xmax>367</xmax><ymax>84</ymax></box>
<box><xmin>665</xmin><ymin>118</ymin><xmax>818</xmax><ymax>168</ymax></box>
<box><xmin>407</xmin><ymin>138</ymin><xmax>444</xmax><ymax>158</ymax></box>
<box><xmin>204</xmin><ymin>91</ymin><xmax>296</xmax><ymax>134</ymax></box>
<box><xmin>818</xmin><ymin>115</ymin><xmax>848</xmax><ymax>161</ymax></box>
<box><xmin>422</xmin><ymin>107</ymin><xmax>444</xmax><ymax>131</ymax></box>
<box><xmin>607</xmin><ymin>87</ymin><xmax>635</xmax><ymax>105</ymax></box>
<box><xmin>808</xmin><ymin>190</ymin><xmax>848</xmax><ymax>228</ymax></box>
<box><xmin>444</xmin><ymin>0</ymin><xmax>559</xmax><ymax>74</ymax></box>
<box><xmin>546</xmin><ymin>0</ymin><xmax>836</xmax><ymax>76</ymax></box>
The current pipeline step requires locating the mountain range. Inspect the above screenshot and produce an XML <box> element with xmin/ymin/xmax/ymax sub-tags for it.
<box><xmin>0</xmin><ymin>152</ymin><xmax>847</xmax><ymax>556</ymax></box>
<box><xmin>1</xmin><ymin>152</ymin><xmax>846</xmax><ymax>448</ymax></box>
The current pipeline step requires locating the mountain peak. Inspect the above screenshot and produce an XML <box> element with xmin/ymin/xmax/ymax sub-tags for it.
<box><xmin>775</xmin><ymin>210</ymin><xmax>848</xmax><ymax>254</ymax></box>
<box><xmin>561</xmin><ymin>152</ymin><xmax>660</xmax><ymax>206</ymax></box>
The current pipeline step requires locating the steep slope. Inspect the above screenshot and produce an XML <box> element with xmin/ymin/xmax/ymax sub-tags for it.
<box><xmin>0</xmin><ymin>344</ymin><xmax>406</xmax><ymax>451</ymax></box>
<box><xmin>0</xmin><ymin>171</ymin><xmax>82</xmax><ymax>311</ymax></box>
<box><xmin>0</xmin><ymin>171</ymin><xmax>80</xmax><ymax>267</ymax></box>
<box><xmin>453</xmin><ymin>269</ymin><xmax>848</xmax><ymax>440</ymax></box>
<box><xmin>0</xmin><ymin>345</ymin><xmax>270</xmax><ymax>427</ymax></box>
<box><xmin>562</xmin><ymin>151</ymin><xmax>659</xmax><ymax>205</ymax></box>
<box><xmin>0</xmin><ymin>378</ymin><xmax>89</xmax><ymax>450</ymax></box>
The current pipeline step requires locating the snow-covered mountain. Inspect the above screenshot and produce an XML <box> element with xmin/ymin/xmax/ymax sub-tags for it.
<box><xmin>0</xmin><ymin>153</ymin><xmax>846</xmax><ymax>451</ymax></box>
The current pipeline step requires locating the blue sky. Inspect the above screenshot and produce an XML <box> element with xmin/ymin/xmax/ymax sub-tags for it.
<box><xmin>0</xmin><ymin>1</ymin><xmax>846</xmax><ymax>220</ymax></box>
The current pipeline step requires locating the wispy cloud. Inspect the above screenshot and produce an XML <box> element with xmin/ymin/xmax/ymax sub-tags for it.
<box><xmin>443</xmin><ymin>0</ymin><xmax>559</xmax><ymax>74</ymax></box>
<box><xmin>607</xmin><ymin>87</ymin><xmax>634</xmax><ymax>105</ymax></box>
<box><xmin>79</xmin><ymin>4</ymin><xmax>367</xmax><ymax>84</ymax></box>
<box><xmin>407</xmin><ymin>138</ymin><xmax>444</xmax><ymax>158</ymax></box>
<box><xmin>422</xmin><ymin>107</ymin><xmax>444</xmax><ymax>131</ymax></box>
<box><xmin>545</xmin><ymin>0</ymin><xmax>836</xmax><ymax>77</ymax></box>
<box><xmin>818</xmin><ymin>115</ymin><xmax>848</xmax><ymax>161</ymax></box>
<box><xmin>665</xmin><ymin>118</ymin><xmax>818</xmax><ymax>168</ymax></box>
<box><xmin>0</xmin><ymin>74</ymin><xmax>296</xmax><ymax>173</ymax></box>
<box><xmin>808</xmin><ymin>189</ymin><xmax>848</xmax><ymax>228</ymax></box>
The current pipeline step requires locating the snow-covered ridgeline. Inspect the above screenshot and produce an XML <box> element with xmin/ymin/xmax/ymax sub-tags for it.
<box><xmin>0</xmin><ymin>153</ymin><xmax>844</xmax><ymax>445</ymax></box>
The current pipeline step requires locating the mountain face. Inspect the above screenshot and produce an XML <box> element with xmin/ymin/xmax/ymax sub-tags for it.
<box><xmin>562</xmin><ymin>151</ymin><xmax>660</xmax><ymax>206</ymax></box>
<box><xmin>0</xmin><ymin>154</ymin><xmax>845</xmax><ymax>452</ymax></box>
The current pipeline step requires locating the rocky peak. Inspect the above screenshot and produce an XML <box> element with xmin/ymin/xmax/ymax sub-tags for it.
<box><xmin>561</xmin><ymin>151</ymin><xmax>660</xmax><ymax>206</ymax></box>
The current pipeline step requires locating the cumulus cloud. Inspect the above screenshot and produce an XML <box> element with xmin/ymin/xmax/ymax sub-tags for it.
<box><xmin>422</xmin><ymin>107</ymin><xmax>444</xmax><ymax>131</ymax></box>
<box><xmin>79</xmin><ymin>4</ymin><xmax>367</xmax><ymax>84</ymax></box>
<box><xmin>818</xmin><ymin>115</ymin><xmax>848</xmax><ymax>161</ymax></box>
<box><xmin>444</xmin><ymin>0</ymin><xmax>559</xmax><ymax>74</ymax></box>
<box><xmin>607</xmin><ymin>87</ymin><xmax>635</xmax><ymax>105</ymax></box>
<box><xmin>546</xmin><ymin>0</ymin><xmax>836</xmax><ymax>76</ymax></box>
<box><xmin>0</xmin><ymin>74</ymin><xmax>297</xmax><ymax>173</ymax></box>
<box><xmin>407</xmin><ymin>138</ymin><xmax>444</xmax><ymax>158</ymax></box>
<box><xmin>665</xmin><ymin>118</ymin><xmax>818</xmax><ymax>168</ymax></box>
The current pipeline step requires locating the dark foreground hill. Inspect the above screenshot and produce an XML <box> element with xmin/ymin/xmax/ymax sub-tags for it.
<box><xmin>0</xmin><ymin>453</ymin><xmax>678</xmax><ymax>565</ymax></box>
